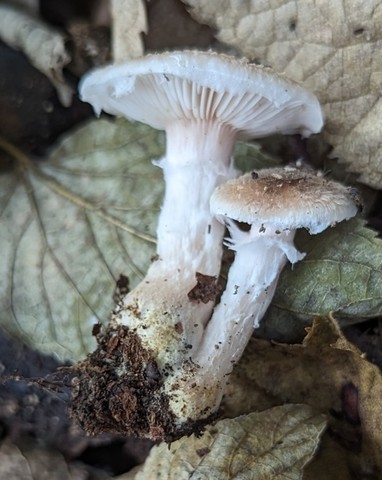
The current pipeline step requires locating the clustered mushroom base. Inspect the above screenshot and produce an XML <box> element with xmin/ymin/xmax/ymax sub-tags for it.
<box><xmin>70</xmin><ymin>167</ymin><xmax>359</xmax><ymax>442</ymax></box>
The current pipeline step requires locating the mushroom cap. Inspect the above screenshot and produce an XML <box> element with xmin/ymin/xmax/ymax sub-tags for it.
<box><xmin>80</xmin><ymin>50</ymin><xmax>323</xmax><ymax>138</ymax></box>
<box><xmin>210</xmin><ymin>167</ymin><xmax>360</xmax><ymax>234</ymax></box>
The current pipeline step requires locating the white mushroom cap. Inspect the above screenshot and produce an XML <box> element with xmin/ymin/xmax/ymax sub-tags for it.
<box><xmin>80</xmin><ymin>50</ymin><xmax>323</xmax><ymax>138</ymax></box>
<box><xmin>210</xmin><ymin>167</ymin><xmax>360</xmax><ymax>234</ymax></box>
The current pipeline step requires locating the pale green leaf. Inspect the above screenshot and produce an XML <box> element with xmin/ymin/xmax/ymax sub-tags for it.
<box><xmin>132</xmin><ymin>404</ymin><xmax>326</xmax><ymax>480</ymax></box>
<box><xmin>0</xmin><ymin>119</ymin><xmax>165</xmax><ymax>361</ymax></box>
<box><xmin>261</xmin><ymin>218</ymin><xmax>382</xmax><ymax>341</ymax></box>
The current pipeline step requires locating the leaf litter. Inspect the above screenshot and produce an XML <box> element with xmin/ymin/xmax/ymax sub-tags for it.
<box><xmin>1</xmin><ymin>108</ymin><xmax>382</xmax><ymax>475</ymax></box>
<box><xmin>224</xmin><ymin>315</ymin><xmax>382</xmax><ymax>477</ymax></box>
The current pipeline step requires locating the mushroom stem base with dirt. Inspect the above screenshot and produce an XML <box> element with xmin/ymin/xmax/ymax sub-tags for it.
<box><xmin>70</xmin><ymin>225</ymin><xmax>303</xmax><ymax>439</ymax></box>
<box><xmin>114</xmin><ymin>120</ymin><xmax>237</xmax><ymax>368</ymax></box>
<box><xmin>70</xmin><ymin>320</ymin><xmax>216</xmax><ymax>442</ymax></box>
<box><xmin>71</xmin><ymin>120</ymin><xmax>239</xmax><ymax>441</ymax></box>
<box><xmin>164</xmin><ymin>225</ymin><xmax>303</xmax><ymax>423</ymax></box>
<box><xmin>70</xmin><ymin>167</ymin><xmax>359</xmax><ymax>441</ymax></box>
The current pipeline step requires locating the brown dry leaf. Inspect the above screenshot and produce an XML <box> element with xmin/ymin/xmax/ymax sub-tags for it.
<box><xmin>126</xmin><ymin>405</ymin><xmax>325</xmax><ymax>480</ymax></box>
<box><xmin>224</xmin><ymin>316</ymin><xmax>382</xmax><ymax>477</ymax></box>
<box><xmin>111</xmin><ymin>0</ymin><xmax>147</xmax><ymax>61</ymax></box>
<box><xmin>182</xmin><ymin>0</ymin><xmax>382</xmax><ymax>189</ymax></box>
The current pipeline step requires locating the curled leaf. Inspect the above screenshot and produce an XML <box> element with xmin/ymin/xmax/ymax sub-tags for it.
<box><xmin>111</xmin><ymin>0</ymin><xmax>147</xmax><ymax>61</ymax></box>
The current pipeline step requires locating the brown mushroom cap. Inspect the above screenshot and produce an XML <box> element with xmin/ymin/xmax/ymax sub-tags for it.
<box><xmin>210</xmin><ymin>167</ymin><xmax>360</xmax><ymax>234</ymax></box>
<box><xmin>80</xmin><ymin>50</ymin><xmax>323</xmax><ymax>138</ymax></box>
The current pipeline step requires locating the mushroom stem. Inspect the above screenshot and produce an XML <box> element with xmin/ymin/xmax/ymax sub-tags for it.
<box><xmin>115</xmin><ymin>120</ymin><xmax>237</xmax><ymax>367</ymax></box>
<box><xmin>155</xmin><ymin>120</ymin><xmax>237</xmax><ymax>273</ymax></box>
<box><xmin>166</xmin><ymin>222</ymin><xmax>304</xmax><ymax>422</ymax></box>
<box><xmin>200</xmin><ymin>222</ymin><xmax>303</xmax><ymax>371</ymax></box>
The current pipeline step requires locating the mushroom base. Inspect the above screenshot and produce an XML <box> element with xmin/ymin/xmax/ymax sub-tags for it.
<box><xmin>70</xmin><ymin>321</ymin><xmax>217</xmax><ymax>443</ymax></box>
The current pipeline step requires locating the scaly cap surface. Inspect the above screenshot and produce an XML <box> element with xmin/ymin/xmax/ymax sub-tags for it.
<box><xmin>210</xmin><ymin>167</ymin><xmax>360</xmax><ymax>234</ymax></box>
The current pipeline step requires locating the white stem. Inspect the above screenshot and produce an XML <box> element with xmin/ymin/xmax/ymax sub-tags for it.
<box><xmin>200</xmin><ymin>225</ymin><xmax>304</xmax><ymax>374</ymax></box>
<box><xmin>154</xmin><ymin>120</ymin><xmax>237</xmax><ymax>274</ymax></box>
<box><xmin>115</xmin><ymin>120</ymin><xmax>237</xmax><ymax>367</ymax></box>
<box><xmin>167</xmin><ymin>225</ymin><xmax>304</xmax><ymax>422</ymax></box>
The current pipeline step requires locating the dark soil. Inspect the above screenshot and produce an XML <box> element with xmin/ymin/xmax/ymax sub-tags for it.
<box><xmin>0</xmin><ymin>330</ymin><xmax>154</xmax><ymax>475</ymax></box>
<box><xmin>70</xmin><ymin>321</ymin><xmax>176</xmax><ymax>441</ymax></box>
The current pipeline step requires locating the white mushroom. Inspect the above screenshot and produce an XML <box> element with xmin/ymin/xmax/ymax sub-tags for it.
<box><xmin>76</xmin><ymin>51</ymin><xmax>324</xmax><ymax>440</ymax></box>
<box><xmin>80</xmin><ymin>50</ymin><xmax>323</xmax><ymax>365</ymax></box>
<box><xmin>166</xmin><ymin>166</ymin><xmax>360</xmax><ymax>425</ymax></box>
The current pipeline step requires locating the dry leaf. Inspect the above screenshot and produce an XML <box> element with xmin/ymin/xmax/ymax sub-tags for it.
<box><xmin>130</xmin><ymin>405</ymin><xmax>325</xmax><ymax>480</ymax></box>
<box><xmin>224</xmin><ymin>316</ymin><xmax>382</xmax><ymax>476</ymax></box>
<box><xmin>0</xmin><ymin>3</ymin><xmax>72</xmax><ymax>106</ymax></box>
<box><xmin>0</xmin><ymin>119</ymin><xmax>164</xmax><ymax>361</ymax></box>
<box><xmin>183</xmin><ymin>0</ymin><xmax>382</xmax><ymax>189</ymax></box>
<box><xmin>0</xmin><ymin>438</ymin><xmax>109</xmax><ymax>480</ymax></box>
<box><xmin>111</xmin><ymin>0</ymin><xmax>147</xmax><ymax>61</ymax></box>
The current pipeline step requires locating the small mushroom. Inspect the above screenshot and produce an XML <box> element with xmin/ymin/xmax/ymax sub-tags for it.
<box><xmin>208</xmin><ymin>167</ymin><xmax>360</xmax><ymax>335</ymax></box>
<box><xmin>171</xmin><ymin>166</ymin><xmax>360</xmax><ymax>420</ymax></box>
<box><xmin>76</xmin><ymin>52</ymin><xmax>324</xmax><ymax>440</ymax></box>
